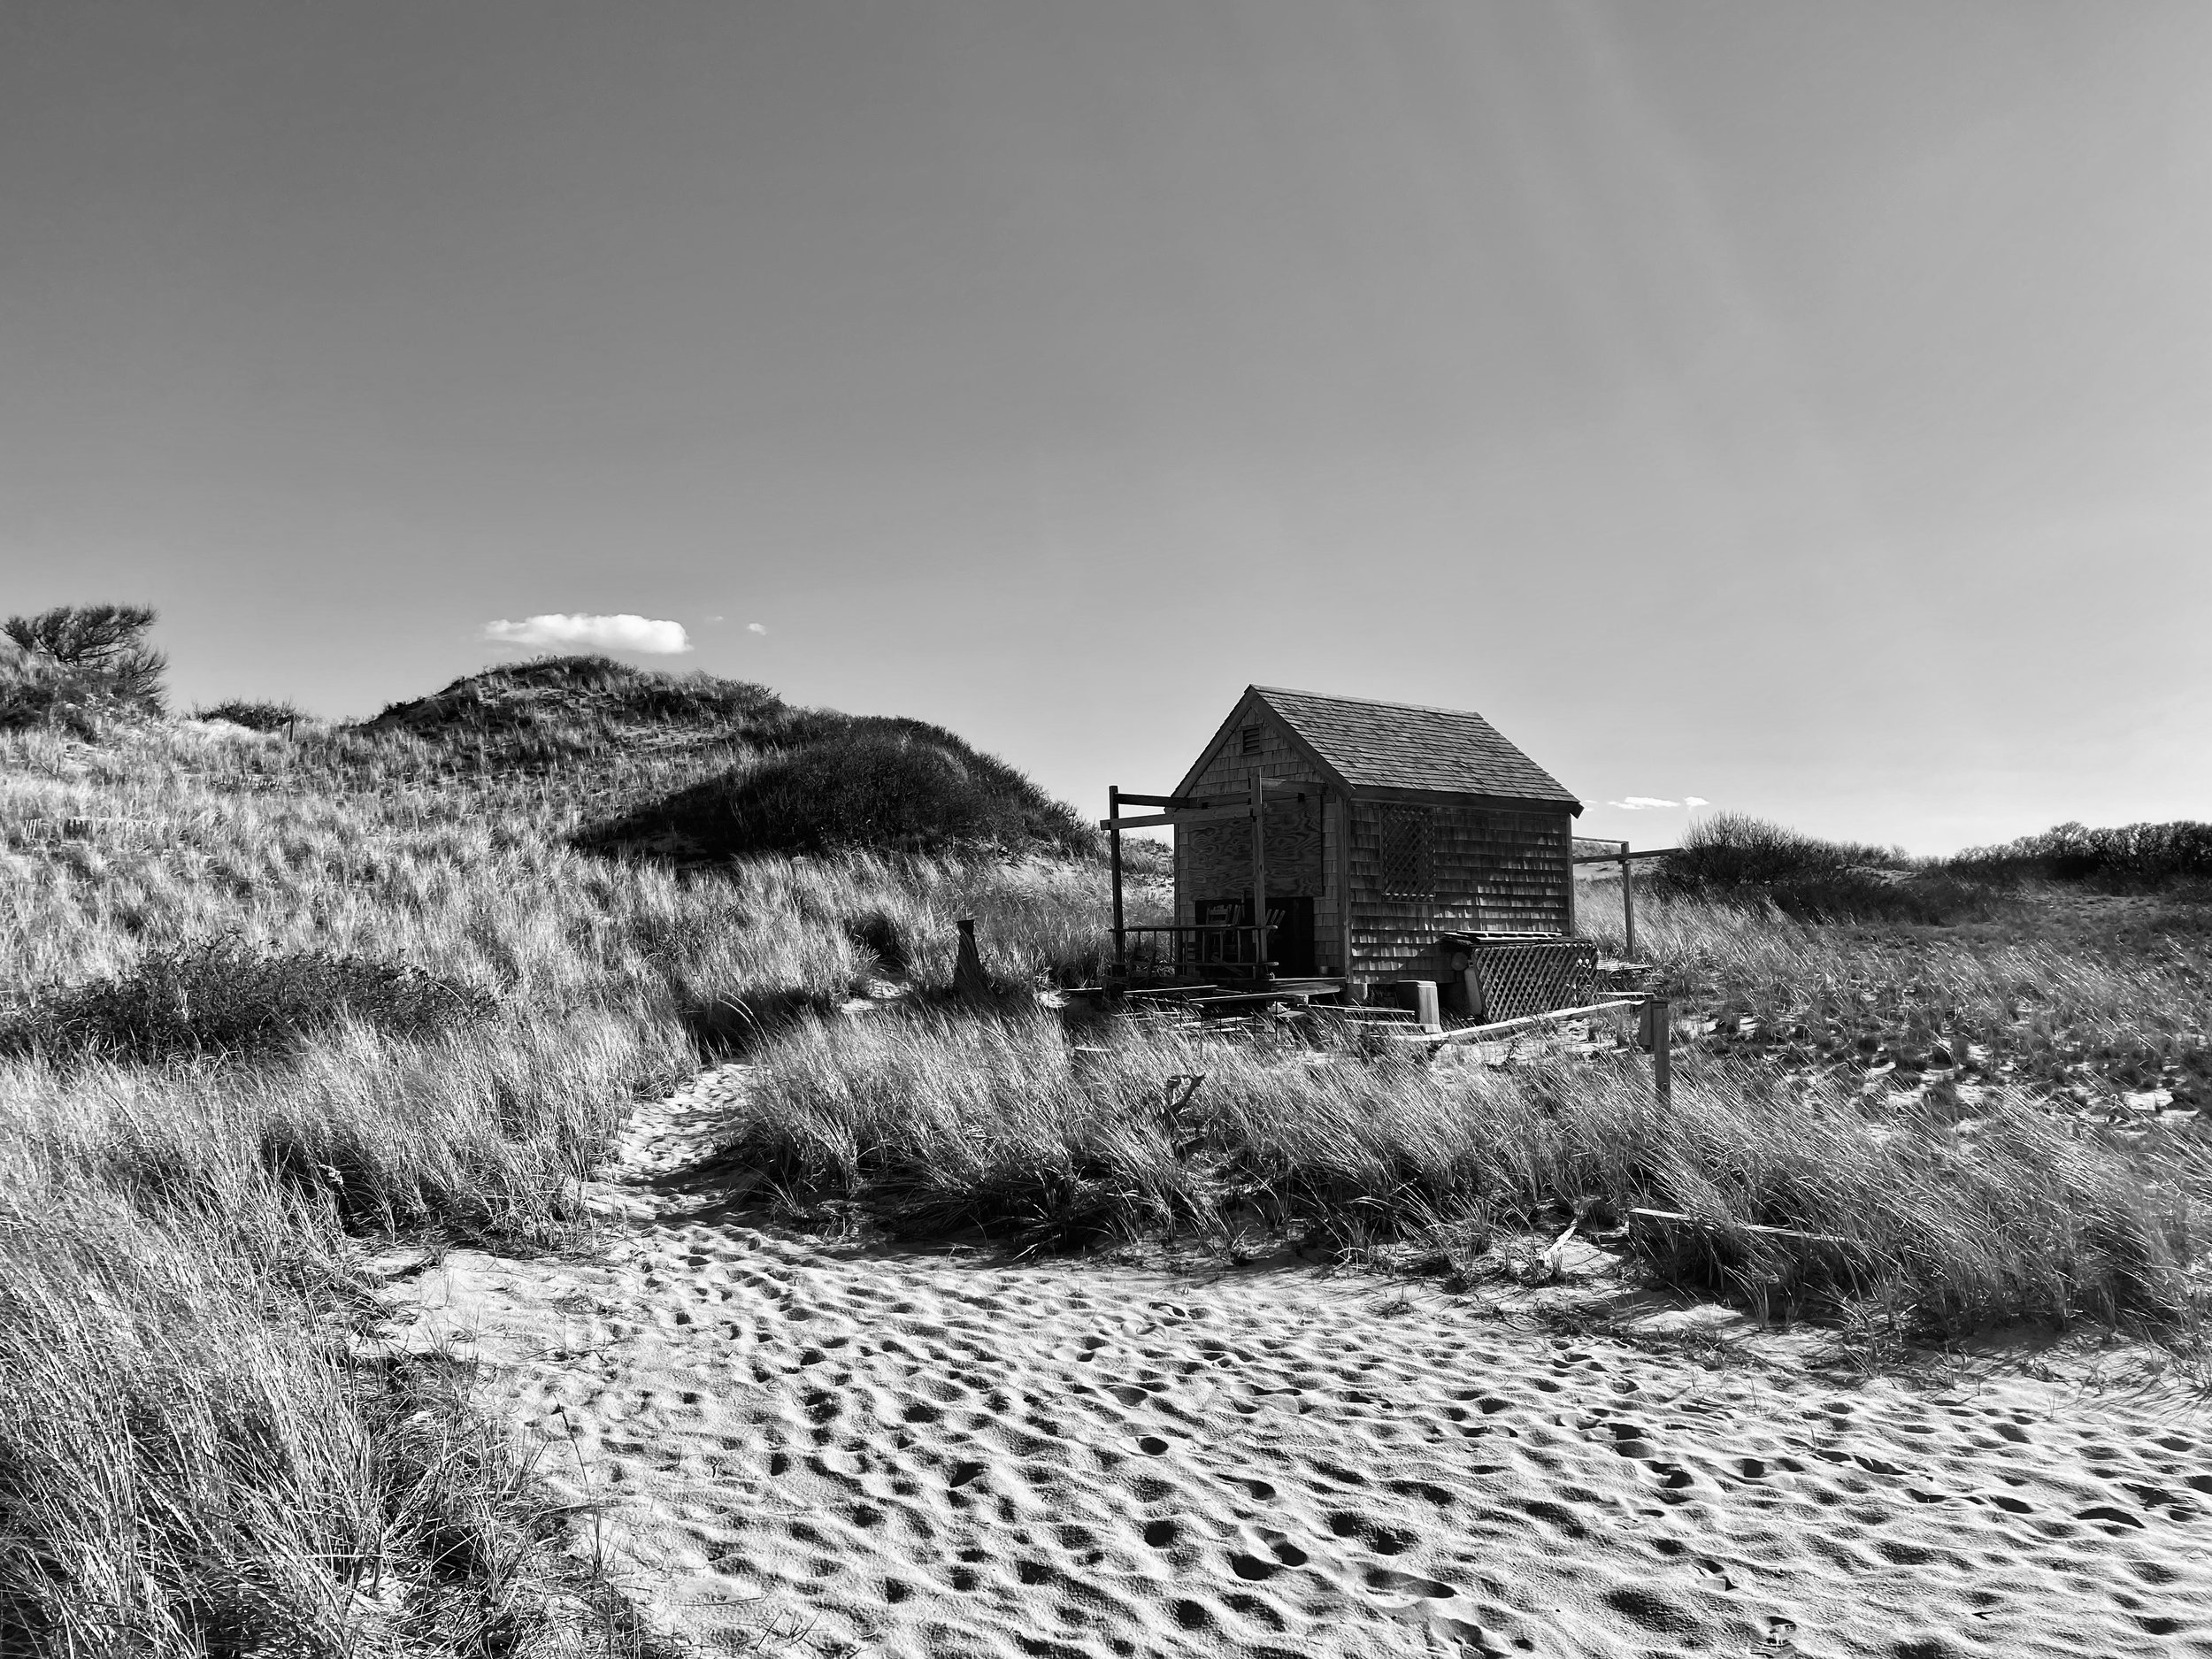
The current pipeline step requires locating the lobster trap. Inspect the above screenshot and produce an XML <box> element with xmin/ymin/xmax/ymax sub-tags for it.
<box><xmin>1447</xmin><ymin>935</ymin><xmax>1600</xmax><ymax>1024</ymax></box>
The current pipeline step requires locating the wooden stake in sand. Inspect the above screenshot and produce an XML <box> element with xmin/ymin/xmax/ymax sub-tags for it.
<box><xmin>954</xmin><ymin>918</ymin><xmax>993</xmax><ymax>1001</ymax></box>
<box><xmin>1107</xmin><ymin>784</ymin><xmax>1125</xmax><ymax>980</ymax></box>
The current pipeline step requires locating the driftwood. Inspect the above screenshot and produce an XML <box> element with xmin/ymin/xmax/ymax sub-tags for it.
<box><xmin>1626</xmin><ymin>1207</ymin><xmax>1850</xmax><ymax>1248</ymax></box>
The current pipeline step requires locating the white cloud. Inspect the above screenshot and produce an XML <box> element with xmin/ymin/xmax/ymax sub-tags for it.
<box><xmin>703</xmin><ymin>614</ymin><xmax>726</xmax><ymax>624</ymax></box>
<box><xmin>480</xmin><ymin>613</ymin><xmax>691</xmax><ymax>654</ymax></box>
<box><xmin>1606</xmin><ymin>795</ymin><xmax>1678</xmax><ymax>810</ymax></box>
<box><xmin>747</xmin><ymin>622</ymin><xmax>767</xmax><ymax>634</ymax></box>
<box><xmin>1685</xmin><ymin>796</ymin><xmax>1709</xmax><ymax>808</ymax></box>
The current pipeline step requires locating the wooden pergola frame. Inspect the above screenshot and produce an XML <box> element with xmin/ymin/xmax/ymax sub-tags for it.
<box><xmin>1567</xmin><ymin>841</ymin><xmax>1680</xmax><ymax>961</ymax></box>
<box><xmin>1103</xmin><ymin>773</ymin><xmax>1302</xmax><ymax>986</ymax></box>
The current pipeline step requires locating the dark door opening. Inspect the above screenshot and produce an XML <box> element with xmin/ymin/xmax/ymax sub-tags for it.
<box><xmin>1194</xmin><ymin>895</ymin><xmax>1316</xmax><ymax>978</ymax></box>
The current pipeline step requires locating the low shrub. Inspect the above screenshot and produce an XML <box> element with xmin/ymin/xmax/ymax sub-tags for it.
<box><xmin>2</xmin><ymin>942</ymin><xmax>495</xmax><ymax>1065</ymax></box>
<box><xmin>586</xmin><ymin>717</ymin><xmax>1100</xmax><ymax>861</ymax></box>
<box><xmin>1950</xmin><ymin>820</ymin><xmax>2212</xmax><ymax>891</ymax></box>
<box><xmin>1</xmin><ymin>646</ymin><xmax>144</xmax><ymax>738</ymax></box>
<box><xmin>194</xmin><ymin>699</ymin><xmax>306</xmax><ymax>732</ymax></box>
<box><xmin>1749</xmin><ymin>869</ymin><xmax>1997</xmax><ymax>926</ymax></box>
<box><xmin>1647</xmin><ymin>813</ymin><xmax>1987</xmax><ymax>924</ymax></box>
<box><xmin>1654</xmin><ymin>811</ymin><xmax>1904</xmax><ymax>893</ymax></box>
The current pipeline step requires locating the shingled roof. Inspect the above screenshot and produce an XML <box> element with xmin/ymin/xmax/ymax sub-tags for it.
<box><xmin>1240</xmin><ymin>686</ymin><xmax>1580</xmax><ymax>810</ymax></box>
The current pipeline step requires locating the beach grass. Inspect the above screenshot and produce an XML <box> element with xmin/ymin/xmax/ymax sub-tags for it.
<box><xmin>726</xmin><ymin>1003</ymin><xmax>2212</xmax><ymax>1338</ymax></box>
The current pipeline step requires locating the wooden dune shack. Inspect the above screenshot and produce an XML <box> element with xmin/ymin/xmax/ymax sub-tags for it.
<box><xmin>1106</xmin><ymin>687</ymin><xmax>1593</xmax><ymax>1015</ymax></box>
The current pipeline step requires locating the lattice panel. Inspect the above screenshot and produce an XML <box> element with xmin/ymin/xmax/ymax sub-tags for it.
<box><xmin>1379</xmin><ymin>806</ymin><xmax>1433</xmax><ymax>897</ymax></box>
<box><xmin>1472</xmin><ymin>940</ymin><xmax>1599</xmax><ymax>1023</ymax></box>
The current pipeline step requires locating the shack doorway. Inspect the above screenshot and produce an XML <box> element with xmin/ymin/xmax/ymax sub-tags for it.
<box><xmin>1194</xmin><ymin>895</ymin><xmax>1316</xmax><ymax>978</ymax></box>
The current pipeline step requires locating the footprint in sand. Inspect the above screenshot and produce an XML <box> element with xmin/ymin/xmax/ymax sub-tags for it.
<box><xmin>1227</xmin><ymin>1552</ymin><xmax>1283</xmax><ymax>1582</ymax></box>
<box><xmin>1692</xmin><ymin>1557</ymin><xmax>1735</xmax><ymax>1593</ymax></box>
<box><xmin>1363</xmin><ymin>1566</ymin><xmax>1456</xmax><ymax>1599</ymax></box>
<box><xmin>1225</xmin><ymin>1526</ymin><xmax>1311</xmax><ymax>1582</ymax></box>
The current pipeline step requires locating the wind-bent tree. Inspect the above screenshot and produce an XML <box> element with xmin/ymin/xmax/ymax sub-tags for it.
<box><xmin>1</xmin><ymin>603</ymin><xmax>168</xmax><ymax>723</ymax></box>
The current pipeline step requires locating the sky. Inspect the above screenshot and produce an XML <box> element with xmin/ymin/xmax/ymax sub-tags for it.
<box><xmin>2</xmin><ymin>1</ymin><xmax>2205</xmax><ymax>854</ymax></box>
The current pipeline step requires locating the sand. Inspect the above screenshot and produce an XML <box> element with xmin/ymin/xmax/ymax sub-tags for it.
<box><xmin>388</xmin><ymin>1065</ymin><xmax>2212</xmax><ymax>1658</ymax></box>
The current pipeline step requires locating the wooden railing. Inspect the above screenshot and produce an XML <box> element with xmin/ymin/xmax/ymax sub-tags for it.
<box><xmin>1117</xmin><ymin>923</ymin><xmax>1276</xmax><ymax>983</ymax></box>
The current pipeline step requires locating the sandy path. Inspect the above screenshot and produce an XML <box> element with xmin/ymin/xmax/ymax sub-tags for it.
<box><xmin>392</xmin><ymin>1065</ymin><xmax>2212</xmax><ymax>1658</ymax></box>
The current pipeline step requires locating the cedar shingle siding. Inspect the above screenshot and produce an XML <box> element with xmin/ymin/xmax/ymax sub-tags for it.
<box><xmin>1171</xmin><ymin>687</ymin><xmax>1580</xmax><ymax>991</ymax></box>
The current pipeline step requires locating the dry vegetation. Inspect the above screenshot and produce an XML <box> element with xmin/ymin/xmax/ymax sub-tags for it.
<box><xmin>4</xmin><ymin>613</ymin><xmax>2208</xmax><ymax>1652</ymax></box>
<box><xmin>1593</xmin><ymin>887</ymin><xmax>2212</xmax><ymax>1110</ymax></box>
<box><xmin>727</xmin><ymin>924</ymin><xmax>2212</xmax><ymax>1343</ymax></box>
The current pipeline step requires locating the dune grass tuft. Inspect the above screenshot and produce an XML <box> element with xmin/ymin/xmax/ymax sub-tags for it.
<box><xmin>4</xmin><ymin>941</ymin><xmax>496</xmax><ymax>1065</ymax></box>
<box><xmin>728</xmin><ymin>1006</ymin><xmax>2212</xmax><ymax>1335</ymax></box>
<box><xmin>0</xmin><ymin>1184</ymin><xmax>662</xmax><ymax>1655</ymax></box>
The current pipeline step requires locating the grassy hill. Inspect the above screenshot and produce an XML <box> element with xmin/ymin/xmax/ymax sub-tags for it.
<box><xmin>580</xmin><ymin>713</ymin><xmax>1099</xmax><ymax>861</ymax></box>
<box><xmin>360</xmin><ymin>652</ymin><xmax>791</xmax><ymax>768</ymax></box>
<box><xmin>358</xmin><ymin>655</ymin><xmax>1100</xmax><ymax>860</ymax></box>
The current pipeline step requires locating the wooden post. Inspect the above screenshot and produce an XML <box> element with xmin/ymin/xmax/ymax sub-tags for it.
<box><xmin>1413</xmin><ymin>980</ymin><xmax>1441</xmax><ymax>1033</ymax></box>
<box><xmin>1620</xmin><ymin>839</ymin><xmax>1635</xmax><ymax>962</ymax></box>
<box><xmin>1564</xmin><ymin>816</ymin><xmax>1577</xmax><ymax>937</ymax></box>
<box><xmin>1650</xmin><ymin>994</ymin><xmax>1671</xmax><ymax>1102</ymax></box>
<box><xmin>1108</xmin><ymin>785</ymin><xmax>1125</xmax><ymax>981</ymax></box>
<box><xmin>1334</xmin><ymin>790</ymin><xmax>1355</xmax><ymax>992</ymax></box>
<box><xmin>955</xmin><ymin>918</ymin><xmax>992</xmax><ymax>1000</ymax></box>
<box><xmin>1249</xmin><ymin>771</ymin><xmax>1270</xmax><ymax>984</ymax></box>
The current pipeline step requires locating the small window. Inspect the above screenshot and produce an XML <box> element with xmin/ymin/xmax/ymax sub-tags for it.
<box><xmin>1238</xmin><ymin>725</ymin><xmax>1262</xmax><ymax>757</ymax></box>
<box><xmin>1380</xmin><ymin>806</ymin><xmax>1433</xmax><ymax>898</ymax></box>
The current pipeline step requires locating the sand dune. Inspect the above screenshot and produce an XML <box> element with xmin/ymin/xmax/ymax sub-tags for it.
<box><xmin>389</xmin><ymin>1066</ymin><xmax>2212</xmax><ymax>1657</ymax></box>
